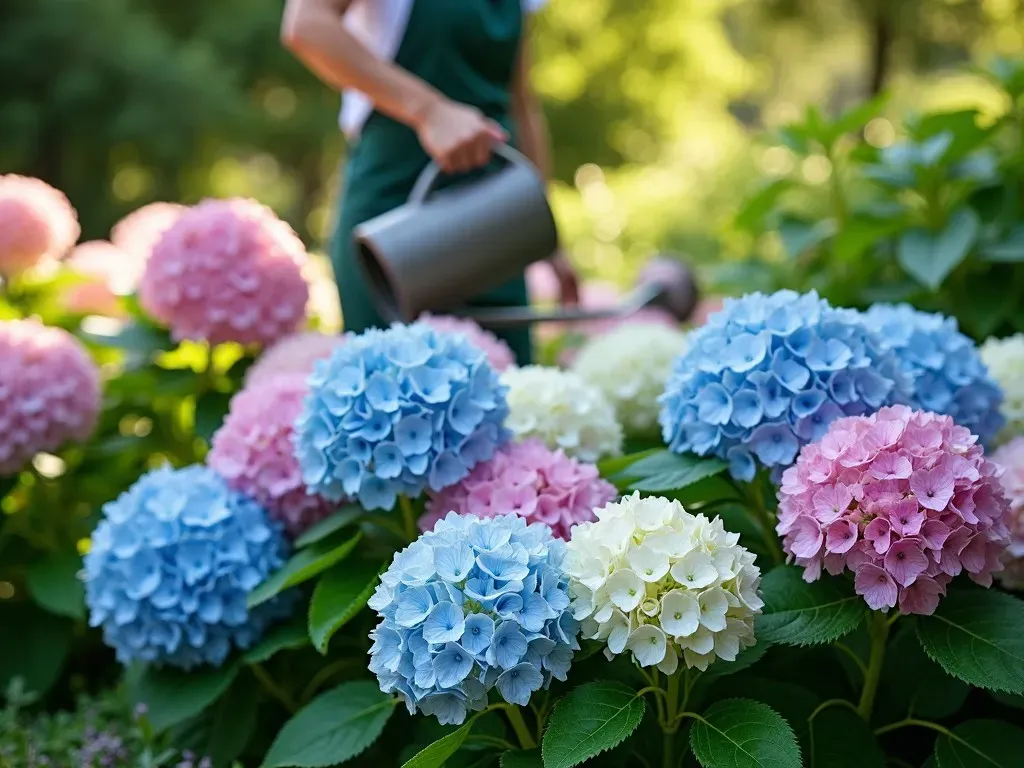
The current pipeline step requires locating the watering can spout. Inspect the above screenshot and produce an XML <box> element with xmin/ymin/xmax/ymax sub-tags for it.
<box><xmin>353</xmin><ymin>145</ymin><xmax>699</xmax><ymax>329</ymax></box>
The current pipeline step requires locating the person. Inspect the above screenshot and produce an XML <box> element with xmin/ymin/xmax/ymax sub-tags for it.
<box><xmin>280</xmin><ymin>0</ymin><xmax>578</xmax><ymax>364</ymax></box>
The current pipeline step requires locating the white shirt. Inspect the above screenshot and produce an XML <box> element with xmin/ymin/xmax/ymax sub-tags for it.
<box><xmin>339</xmin><ymin>0</ymin><xmax>547</xmax><ymax>139</ymax></box>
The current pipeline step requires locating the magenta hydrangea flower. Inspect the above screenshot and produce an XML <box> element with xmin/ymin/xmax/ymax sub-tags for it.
<box><xmin>0</xmin><ymin>175</ymin><xmax>79</xmax><ymax>276</ymax></box>
<box><xmin>0</xmin><ymin>319</ymin><xmax>101</xmax><ymax>475</ymax></box>
<box><xmin>992</xmin><ymin>437</ymin><xmax>1024</xmax><ymax>590</ymax></box>
<box><xmin>245</xmin><ymin>331</ymin><xmax>345</xmax><ymax>388</ymax></box>
<box><xmin>777</xmin><ymin>405</ymin><xmax>1011</xmax><ymax>615</ymax></box>
<box><xmin>417</xmin><ymin>314</ymin><xmax>515</xmax><ymax>372</ymax></box>
<box><xmin>420</xmin><ymin>438</ymin><xmax>617</xmax><ymax>539</ymax></box>
<box><xmin>139</xmin><ymin>198</ymin><xmax>309</xmax><ymax>346</ymax></box>
<box><xmin>208</xmin><ymin>374</ymin><xmax>335</xmax><ymax>537</ymax></box>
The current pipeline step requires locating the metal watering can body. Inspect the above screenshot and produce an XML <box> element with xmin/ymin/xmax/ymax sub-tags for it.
<box><xmin>354</xmin><ymin>145</ymin><xmax>698</xmax><ymax>329</ymax></box>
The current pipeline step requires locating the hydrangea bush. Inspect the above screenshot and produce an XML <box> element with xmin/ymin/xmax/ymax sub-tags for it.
<box><xmin>138</xmin><ymin>198</ymin><xmax>309</xmax><ymax>346</ymax></box>
<box><xmin>980</xmin><ymin>333</ymin><xmax>1024</xmax><ymax>441</ymax></box>
<box><xmin>0</xmin><ymin>319</ymin><xmax>101</xmax><ymax>475</ymax></box>
<box><xmin>777</xmin><ymin>405</ymin><xmax>1010</xmax><ymax>614</ymax></box>
<box><xmin>420</xmin><ymin>438</ymin><xmax>617</xmax><ymax>540</ymax></box>
<box><xmin>566</xmin><ymin>493</ymin><xmax>762</xmax><ymax>672</ymax></box>
<box><xmin>660</xmin><ymin>290</ymin><xmax>911</xmax><ymax>481</ymax></box>
<box><xmin>571</xmin><ymin>322</ymin><xmax>689</xmax><ymax>438</ymax></box>
<box><xmin>863</xmin><ymin>303</ymin><xmax>1004</xmax><ymax>446</ymax></box>
<box><xmin>501</xmin><ymin>365</ymin><xmax>623</xmax><ymax>462</ymax></box>
<box><xmin>209</xmin><ymin>374</ymin><xmax>335</xmax><ymax>537</ymax></box>
<box><xmin>367</xmin><ymin>513</ymin><xmax>579</xmax><ymax>724</ymax></box>
<box><xmin>84</xmin><ymin>465</ymin><xmax>292</xmax><ymax>669</ymax></box>
<box><xmin>992</xmin><ymin>437</ymin><xmax>1024</xmax><ymax>590</ymax></box>
<box><xmin>293</xmin><ymin>323</ymin><xmax>509</xmax><ymax>510</ymax></box>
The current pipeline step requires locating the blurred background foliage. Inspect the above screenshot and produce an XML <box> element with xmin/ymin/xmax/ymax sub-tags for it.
<box><xmin>2</xmin><ymin>0</ymin><xmax>1024</xmax><ymax>289</ymax></box>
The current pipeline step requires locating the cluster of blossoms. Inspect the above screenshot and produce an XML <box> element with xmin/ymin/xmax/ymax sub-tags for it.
<box><xmin>500</xmin><ymin>366</ymin><xmax>623</xmax><ymax>463</ymax></box>
<box><xmin>138</xmin><ymin>198</ymin><xmax>309</xmax><ymax>346</ymax></box>
<box><xmin>863</xmin><ymin>304</ymin><xmax>1004</xmax><ymax>446</ymax></box>
<box><xmin>0</xmin><ymin>319</ymin><xmax>101</xmax><ymax>475</ymax></box>
<box><xmin>368</xmin><ymin>513</ymin><xmax>578</xmax><ymax>725</ymax></box>
<box><xmin>777</xmin><ymin>406</ymin><xmax>1011</xmax><ymax>615</ymax></box>
<box><xmin>571</xmin><ymin>323</ymin><xmax>689</xmax><ymax>437</ymax></box>
<box><xmin>992</xmin><ymin>437</ymin><xmax>1024</xmax><ymax>590</ymax></box>
<box><xmin>63</xmin><ymin>241</ymin><xmax>127</xmax><ymax>317</ymax></box>
<box><xmin>421</xmin><ymin>439</ymin><xmax>617</xmax><ymax>540</ymax></box>
<box><xmin>293</xmin><ymin>323</ymin><xmax>509</xmax><ymax>510</ymax></box>
<box><xmin>0</xmin><ymin>174</ymin><xmax>79</xmax><ymax>276</ymax></box>
<box><xmin>245</xmin><ymin>331</ymin><xmax>345</xmax><ymax>388</ymax></box>
<box><xmin>566</xmin><ymin>493</ymin><xmax>762</xmax><ymax>673</ymax></box>
<box><xmin>660</xmin><ymin>290</ymin><xmax>911</xmax><ymax>482</ymax></box>
<box><xmin>84</xmin><ymin>465</ymin><xmax>292</xmax><ymax>669</ymax></box>
<box><xmin>417</xmin><ymin>314</ymin><xmax>515</xmax><ymax>372</ymax></box>
<box><xmin>980</xmin><ymin>333</ymin><xmax>1024</xmax><ymax>441</ymax></box>
<box><xmin>110</xmin><ymin>202</ymin><xmax>185</xmax><ymax>260</ymax></box>
<box><xmin>209</xmin><ymin>375</ymin><xmax>334</xmax><ymax>537</ymax></box>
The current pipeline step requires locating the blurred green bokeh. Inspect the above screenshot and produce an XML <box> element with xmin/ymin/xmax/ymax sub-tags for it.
<box><xmin>2</xmin><ymin>0</ymin><xmax>1023</xmax><ymax>290</ymax></box>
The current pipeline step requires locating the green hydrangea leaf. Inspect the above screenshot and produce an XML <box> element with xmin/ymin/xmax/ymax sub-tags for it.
<box><xmin>933</xmin><ymin>720</ymin><xmax>1024</xmax><ymax>768</ymax></box>
<box><xmin>755</xmin><ymin>566</ymin><xmax>864</xmax><ymax>646</ymax></box>
<box><xmin>247</xmin><ymin>531</ymin><xmax>362</xmax><ymax>609</ymax></box>
<box><xmin>916</xmin><ymin>589</ymin><xmax>1024</xmax><ymax>694</ymax></box>
<box><xmin>402</xmin><ymin>722</ymin><xmax>473</xmax><ymax>768</ymax></box>
<box><xmin>810</xmin><ymin>707</ymin><xmax>884</xmax><ymax>768</ymax></box>
<box><xmin>690</xmin><ymin>698</ymin><xmax>802</xmax><ymax>768</ymax></box>
<box><xmin>308</xmin><ymin>559</ymin><xmax>384</xmax><ymax>653</ymax></box>
<box><xmin>542</xmin><ymin>681</ymin><xmax>646</xmax><ymax>768</ymax></box>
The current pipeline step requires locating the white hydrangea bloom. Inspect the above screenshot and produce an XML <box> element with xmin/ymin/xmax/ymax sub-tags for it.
<box><xmin>500</xmin><ymin>365</ymin><xmax>624</xmax><ymax>462</ymax></box>
<box><xmin>565</xmin><ymin>492</ymin><xmax>763</xmax><ymax>672</ymax></box>
<box><xmin>571</xmin><ymin>323</ymin><xmax>689</xmax><ymax>437</ymax></box>
<box><xmin>981</xmin><ymin>334</ymin><xmax>1024</xmax><ymax>441</ymax></box>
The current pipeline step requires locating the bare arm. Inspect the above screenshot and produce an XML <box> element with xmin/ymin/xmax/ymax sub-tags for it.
<box><xmin>511</xmin><ymin>23</ymin><xmax>578</xmax><ymax>303</ymax></box>
<box><xmin>281</xmin><ymin>0</ymin><xmax>506</xmax><ymax>172</ymax></box>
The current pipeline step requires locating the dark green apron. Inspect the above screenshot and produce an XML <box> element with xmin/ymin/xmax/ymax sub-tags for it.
<box><xmin>332</xmin><ymin>0</ymin><xmax>533</xmax><ymax>363</ymax></box>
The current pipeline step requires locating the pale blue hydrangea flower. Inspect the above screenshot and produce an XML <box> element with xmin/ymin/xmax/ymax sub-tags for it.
<box><xmin>863</xmin><ymin>303</ymin><xmax>1005</xmax><ymax>446</ymax></box>
<box><xmin>293</xmin><ymin>323</ymin><xmax>510</xmax><ymax>511</ymax></box>
<box><xmin>367</xmin><ymin>513</ymin><xmax>579</xmax><ymax>725</ymax></box>
<box><xmin>659</xmin><ymin>290</ymin><xmax>912</xmax><ymax>481</ymax></box>
<box><xmin>84</xmin><ymin>465</ymin><xmax>292</xmax><ymax>670</ymax></box>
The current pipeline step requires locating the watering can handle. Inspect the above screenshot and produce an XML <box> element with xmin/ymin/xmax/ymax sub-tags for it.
<box><xmin>408</xmin><ymin>143</ymin><xmax>532</xmax><ymax>205</ymax></box>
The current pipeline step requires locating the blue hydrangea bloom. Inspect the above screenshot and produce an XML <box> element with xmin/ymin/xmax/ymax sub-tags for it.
<box><xmin>659</xmin><ymin>290</ymin><xmax>912</xmax><ymax>481</ymax></box>
<box><xmin>863</xmin><ymin>303</ymin><xmax>1005</xmax><ymax>446</ymax></box>
<box><xmin>293</xmin><ymin>323</ymin><xmax>510</xmax><ymax>511</ymax></box>
<box><xmin>84</xmin><ymin>465</ymin><xmax>292</xmax><ymax>670</ymax></box>
<box><xmin>367</xmin><ymin>513</ymin><xmax>579</xmax><ymax>725</ymax></box>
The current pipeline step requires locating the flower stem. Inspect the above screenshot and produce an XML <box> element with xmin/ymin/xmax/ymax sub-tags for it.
<box><xmin>874</xmin><ymin>717</ymin><xmax>954</xmax><ymax>739</ymax></box>
<box><xmin>505</xmin><ymin>705</ymin><xmax>537</xmax><ymax>750</ymax></box>
<box><xmin>660</xmin><ymin>670</ymin><xmax>682</xmax><ymax>768</ymax></box>
<box><xmin>250</xmin><ymin>664</ymin><xmax>297</xmax><ymax>713</ymax></box>
<box><xmin>398</xmin><ymin>495</ymin><xmax>417</xmax><ymax>541</ymax></box>
<box><xmin>748</xmin><ymin>487</ymin><xmax>784</xmax><ymax>565</ymax></box>
<box><xmin>857</xmin><ymin>611</ymin><xmax>892</xmax><ymax>721</ymax></box>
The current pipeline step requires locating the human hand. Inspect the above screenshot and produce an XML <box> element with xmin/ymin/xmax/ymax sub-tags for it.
<box><xmin>415</xmin><ymin>99</ymin><xmax>508</xmax><ymax>174</ymax></box>
<box><xmin>549</xmin><ymin>250</ymin><xmax>579</xmax><ymax>306</ymax></box>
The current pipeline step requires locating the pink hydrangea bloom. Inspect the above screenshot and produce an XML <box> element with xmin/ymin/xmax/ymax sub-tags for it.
<box><xmin>208</xmin><ymin>374</ymin><xmax>334</xmax><ymax>537</ymax></box>
<box><xmin>417</xmin><ymin>314</ymin><xmax>515</xmax><ymax>372</ymax></box>
<box><xmin>246</xmin><ymin>331</ymin><xmax>345</xmax><ymax>387</ymax></box>
<box><xmin>992</xmin><ymin>437</ymin><xmax>1024</xmax><ymax>590</ymax></box>
<box><xmin>109</xmin><ymin>203</ymin><xmax>186</xmax><ymax>293</ymax></box>
<box><xmin>139</xmin><ymin>198</ymin><xmax>309</xmax><ymax>346</ymax></box>
<box><xmin>777</xmin><ymin>405</ymin><xmax>1011</xmax><ymax>615</ymax></box>
<box><xmin>62</xmin><ymin>280</ymin><xmax>123</xmax><ymax>318</ymax></box>
<box><xmin>0</xmin><ymin>175</ymin><xmax>80</xmax><ymax>276</ymax></box>
<box><xmin>420</xmin><ymin>438</ymin><xmax>617</xmax><ymax>539</ymax></box>
<box><xmin>0</xmin><ymin>319</ymin><xmax>101</xmax><ymax>475</ymax></box>
<box><xmin>526</xmin><ymin>261</ymin><xmax>560</xmax><ymax>304</ymax></box>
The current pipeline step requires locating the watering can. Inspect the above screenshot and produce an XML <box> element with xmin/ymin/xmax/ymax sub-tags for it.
<box><xmin>354</xmin><ymin>144</ymin><xmax>698</xmax><ymax>329</ymax></box>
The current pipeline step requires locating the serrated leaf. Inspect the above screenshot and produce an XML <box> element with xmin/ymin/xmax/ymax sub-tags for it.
<box><xmin>170</xmin><ymin>677</ymin><xmax>259</xmax><ymax>768</ymax></box>
<box><xmin>542</xmin><ymin>681</ymin><xmax>645</xmax><ymax>768</ymax></box>
<box><xmin>897</xmin><ymin>208</ymin><xmax>979</xmax><ymax>290</ymax></box>
<box><xmin>0</xmin><ymin>603</ymin><xmax>71</xmax><ymax>698</ymax></box>
<box><xmin>690</xmin><ymin>698</ymin><xmax>801</xmax><ymax>768</ymax></box>
<box><xmin>755</xmin><ymin>566</ymin><xmax>864</xmax><ymax>646</ymax></box>
<box><xmin>810</xmin><ymin>707</ymin><xmax>884</xmax><ymax>768</ymax></box>
<box><xmin>133</xmin><ymin>662</ymin><xmax>240</xmax><ymax>733</ymax></box>
<box><xmin>309</xmin><ymin>559</ymin><xmax>384</xmax><ymax>653</ymax></box>
<box><xmin>261</xmin><ymin>681</ymin><xmax>396</xmax><ymax>768</ymax></box>
<box><xmin>25</xmin><ymin>551</ymin><xmax>85</xmax><ymax>620</ymax></box>
<box><xmin>242</xmin><ymin>622</ymin><xmax>310</xmax><ymax>665</ymax></box>
<box><xmin>625</xmin><ymin>450</ymin><xmax>727</xmax><ymax>493</ymax></box>
<box><xmin>247</xmin><ymin>531</ymin><xmax>362</xmax><ymax>609</ymax></box>
<box><xmin>500</xmin><ymin>749</ymin><xmax>542</xmax><ymax>768</ymax></box>
<box><xmin>735</xmin><ymin>178</ymin><xmax>797</xmax><ymax>233</ymax></box>
<box><xmin>294</xmin><ymin>505</ymin><xmax>363</xmax><ymax>548</ymax></box>
<box><xmin>878</xmin><ymin>627</ymin><xmax>968</xmax><ymax>722</ymax></box>
<box><xmin>933</xmin><ymin>720</ymin><xmax>1024</xmax><ymax>768</ymax></box>
<box><xmin>917</xmin><ymin>589</ymin><xmax>1024</xmax><ymax>694</ymax></box>
<box><xmin>195</xmin><ymin>390</ymin><xmax>233</xmax><ymax>443</ymax></box>
<box><xmin>778</xmin><ymin>217</ymin><xmax>835</xmax><ymax>259</ymax></box>
<box><xmin>402</xmin><ymin>722</ymin><xmax>472</xmax><ymax>768</ymax></box>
